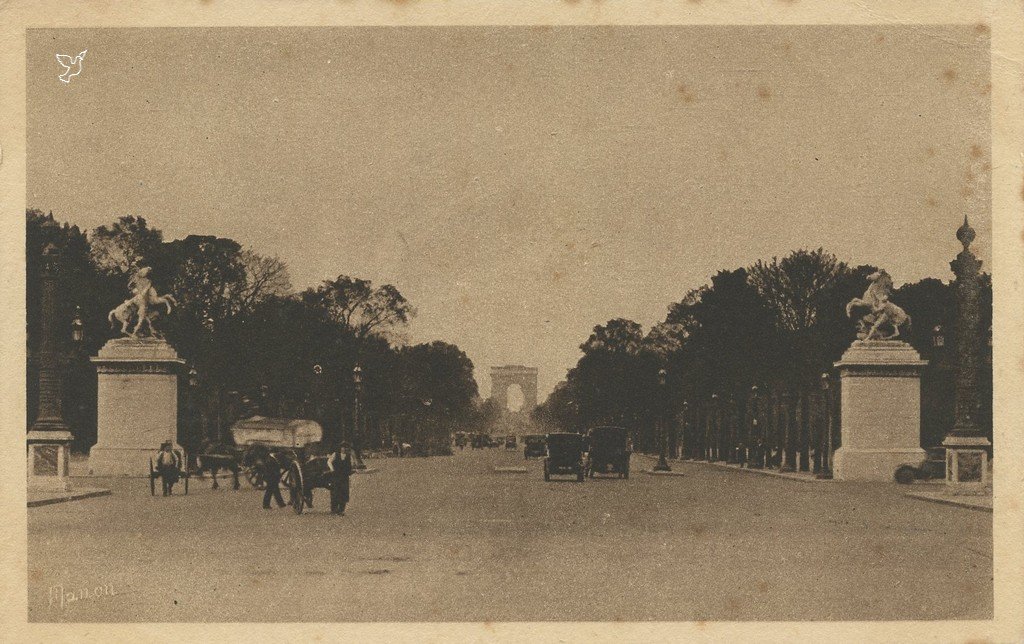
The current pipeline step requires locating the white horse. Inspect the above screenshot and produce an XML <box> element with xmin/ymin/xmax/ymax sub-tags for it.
<box><xmin>845</xmin><ymin>270</ymin><xmax>911</xmax><ymax>340</ymax></box>
<box><xmin>108</xmin><ymin>266</ymin><xmax>178</xmax><ymax>338</ymax></box>
<box><xmin>131</xmin><ymin>290</ymin><xmax>176</xmax><ymax>337</ymax></box>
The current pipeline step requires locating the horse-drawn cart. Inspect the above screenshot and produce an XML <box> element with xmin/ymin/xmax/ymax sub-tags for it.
<box><xmin>228</xmin><ymin>416</ymin><xmax>331</xmax><ymax>514</ymax></box>
<box><xmin>193</xmin><ymin>416</ymin><xmax>324</xmax><ymax>491</ymax></box>
<box><xmin>149</xmin><ymin>447</ymin><xmax>190</xmax><ymax>495</ymax></box>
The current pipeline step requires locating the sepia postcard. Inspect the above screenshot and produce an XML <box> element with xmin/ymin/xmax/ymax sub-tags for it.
<box><xmin>1</xmin><ymin>1</ymin><xmax>1022</xmax><ymax>642</ymax></box>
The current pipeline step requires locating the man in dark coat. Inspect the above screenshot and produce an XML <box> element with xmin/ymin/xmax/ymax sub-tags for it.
<box><xmin>327</xmin><ymin>441</ymin><xmax>354</xmax><ymax>515</ymax></box>
<box><xmin>259</xmin><ymin>449</ymin><xmax>287</xmax><ymax>509</ymax></box>
<box><xmin>155</xmin><ymin>441</ymin><xmax>181</xmax><ymax>496</ymax></box>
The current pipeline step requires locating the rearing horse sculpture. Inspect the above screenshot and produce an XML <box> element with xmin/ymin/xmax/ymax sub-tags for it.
<box><xmin>845</xmin><ymin>269</ymin><xmax>911</xmax><ymax>340</ymax></box>
<box><xmin>107</xmin><ymin>266</ymin><xmax>177</xmax><ymax>338</ymax></box>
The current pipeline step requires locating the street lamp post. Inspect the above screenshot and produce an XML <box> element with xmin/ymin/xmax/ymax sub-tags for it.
<box><xmin>943</xmin><ymin>216</ymin><xmax>991</xmax><ymax>490</ymax></box>
<box><xmin>352</xmin><ymin>364</ymin><xmax>366</xmax><ymax>469</ymax></box>
<box><xmin>311</xmin><ymin>364</ymin><xmax>323</xmax><ymax>422</ymax></box>
<box><xmin>748</xmin><ymin>385</ymin><xmax>763</xmax><ymax>469</ymax></box>
<box><xmin>27</xmin><ymin>244</ymin><xmax>75</xmax><ymax>492</ymax></box>
<box><xmin>680</xmin><ymin>401</ymin><xmax>689</xmax><ymax>460</ymax></box>
<box><xmin>259</xmin><ymin>383</ymin><xmax>270</xmax><ymax>416</ymax></box>
<box><xmin>71</xmin><ymin>306</ymin><xmax>84</xmax><ymax>344</ymax></box>
<box><xmin>653</xmin><ymin>368</ymin><xmax>671</xmax><ymax>472</ymax></box>
<box><xmin>817</xmin><ymin>373</ymin><xmax>834</xmax><ymax>479</ymax></box>
<box><xmin>187</xmin><ymin>366</ymin><xmax>199</xmax><ymax>448</ymax></box>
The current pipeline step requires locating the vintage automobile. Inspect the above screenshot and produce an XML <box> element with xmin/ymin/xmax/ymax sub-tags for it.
<box><xmin>894</xmin><ymin>446</ymin><xmax>947</xmax><ymax>484</ymax></box>
<box><xmin>523</xmin><ymin>434</ymin><xmax>546</xmax><ymax>459</ymax></box>
<box><xmin>543</xmin><ymin>432</ymin><xmax>585</xmax><ymax>482</ymax></box>
<box><xmin>504</xmin><ymin>435</ymin><xmax>517</xmax><ymax>449</ymax></box>
<box><xmin>585</xmin><ymin>425</ymin><xmax>631</xmax><ymax>479</ymax></box>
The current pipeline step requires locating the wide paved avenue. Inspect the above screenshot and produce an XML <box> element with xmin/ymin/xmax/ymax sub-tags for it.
<box><xmin>29</xmin><ymin>447</ymin><xmax>991</xmax><ymax>622</ymax></box>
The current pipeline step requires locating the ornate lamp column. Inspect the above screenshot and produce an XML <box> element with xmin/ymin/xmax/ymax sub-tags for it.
<box><xmin>352</xmin><ymin>364</ymin><xmax>366</xmax><ymax>469</ymax></box>
<box><xmin>653</xmin><ymin>368</ymin><xmax>671</xmax><ymax>471</ymax></box>
<box><xmin>27</xmin><ymin>244</ymin><xmax>74</xmax><ymax>492</ymax></box>
<box><xmin>817</xmin><ymin>373</ymin><xmax>835</xmax><ymax>479</ymax></box>
<box><xmin>747</xmin><ymin>385</ymin><xmax>763</xmax><ymax>469</ymax></box>
<box><xmin>942</xmin><ymin>217</ymin><xmax>991</xmax><ymax>492</ymax></box>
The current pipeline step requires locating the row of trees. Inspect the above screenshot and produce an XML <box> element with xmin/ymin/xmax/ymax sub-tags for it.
<box><xmin>533</xmin><ymin>249</ymin><xmax>992</xmax><ymax>455</ymax></box>
<box><xmin>27</xmin><ymin>209</ymin><xmax>487</xmax><ymax>452</ymax></box>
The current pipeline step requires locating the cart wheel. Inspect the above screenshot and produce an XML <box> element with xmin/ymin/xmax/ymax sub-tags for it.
<box><xmin>286</xmin><ymin>462</ymin><xmax>305</xmax><ymax>515</ymax></box>
<box><xmin>149</xmin><ymin>458</ymin><xmax>156</xmax><ymax>496</ymax></box>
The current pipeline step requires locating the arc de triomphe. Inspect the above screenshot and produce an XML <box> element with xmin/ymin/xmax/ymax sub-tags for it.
<box><xmin>490</xmin><ymin>365</ymin><xmax>538</xmax><ymax>413</ymax></box>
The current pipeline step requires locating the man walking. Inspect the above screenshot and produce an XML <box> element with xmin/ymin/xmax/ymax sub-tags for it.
<box><xmin>327</xmin><ymin>441</ymin><xmax>354</xmax><ymax>515</ymax></box>
<box><xmin>154</xmin><ymin>441</ymin><xmax>181</xmax><ymax>496</ymax></box>
<box><xmin>259</xmin><ymin>449</ymin><xmax>287</xmax><ymax>509</ymax></box>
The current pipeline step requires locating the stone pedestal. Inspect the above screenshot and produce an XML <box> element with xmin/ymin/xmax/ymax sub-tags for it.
<box><xmin>942</xmin><ymin>435</ymin><xmax>990</xmax><ymax>494</ymax></box>
<box><xmin>833</xmin><ymin>341</ymin><xmax>928</xmax><ymax>482</ymax></box>
<box><xmin>89</xmin><ymin>338</ymin><xmax>185</xmax><ymax>477</ymax></box>
<box><xmin>27</xmin><ymin>430</ymin><xmax>73</xmax><ymax>492</ymax></box>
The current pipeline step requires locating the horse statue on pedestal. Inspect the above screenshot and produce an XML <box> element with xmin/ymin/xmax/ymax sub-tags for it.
<box><xmin>107</xmin><ymin>266</ymin><xmax>178</xmax><ymax>338</ymax></box>
<box><xmin>845</xmin><ymin>270</ymin><xmax>911</xmax><ymax>341</ymax></box>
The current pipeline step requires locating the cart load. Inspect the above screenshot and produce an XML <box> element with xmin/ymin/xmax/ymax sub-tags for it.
<box><xmin>230</xmin><ymin>416</ymin><xmax>323</xmax><ymax>448</ymax></box>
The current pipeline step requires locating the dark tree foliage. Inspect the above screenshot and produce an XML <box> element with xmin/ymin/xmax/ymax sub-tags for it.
<box><xmin>536</xmin><ymin>247</ymin><xmax>992</xmax><ymax>451</ymax></box>
<box><xmin>26</xmin><ymin>209</ymin><xmax>479</xmax><ymax>453</ymax></box>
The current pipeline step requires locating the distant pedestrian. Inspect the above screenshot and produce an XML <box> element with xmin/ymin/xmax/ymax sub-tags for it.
<box><xmin>259</xmin><ymin>449</ymin><xmax>287</xmax><ymax>509</ymax></box>
<box><xmin>154</xmin><ymin>441</ymin><xmax>181</xmax><ymax>496</ymax></box>
<box><xmin>327</xmin><ymin>441</ymin><xmax>353</xmax><ymax>515</ymax></box>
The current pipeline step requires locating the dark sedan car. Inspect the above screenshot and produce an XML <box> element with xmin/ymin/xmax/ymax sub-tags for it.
<box><xmin>585</xmin><ymin>426</ymin><xmax>631</xmax><ymax>479</ymax></box>
<box><xmin>543</xmin><ymin>432</ymin><xmax>585</xmax><ymax>482</ymax></box>
<box><xmin>523</xmin><ymin>434</ymin><xmax>546</xmax><ymax>459</ymax></box>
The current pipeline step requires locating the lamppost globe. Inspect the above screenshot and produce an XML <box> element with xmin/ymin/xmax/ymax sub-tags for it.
<box><xmin>313</xmin><ymin>364</ymin><xmax>323</xmax><ymax>376</ymax></box>
<box><xmin>71</xmin><ymin>305</ymin><xmax>84</xmax><ymax>344</ymax></box>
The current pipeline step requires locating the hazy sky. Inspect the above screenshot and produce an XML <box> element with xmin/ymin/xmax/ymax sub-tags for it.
<box><xmin>28</xmin><ymin>26</ymin><xmax>991</xmax><ymax>399</ymax></box>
